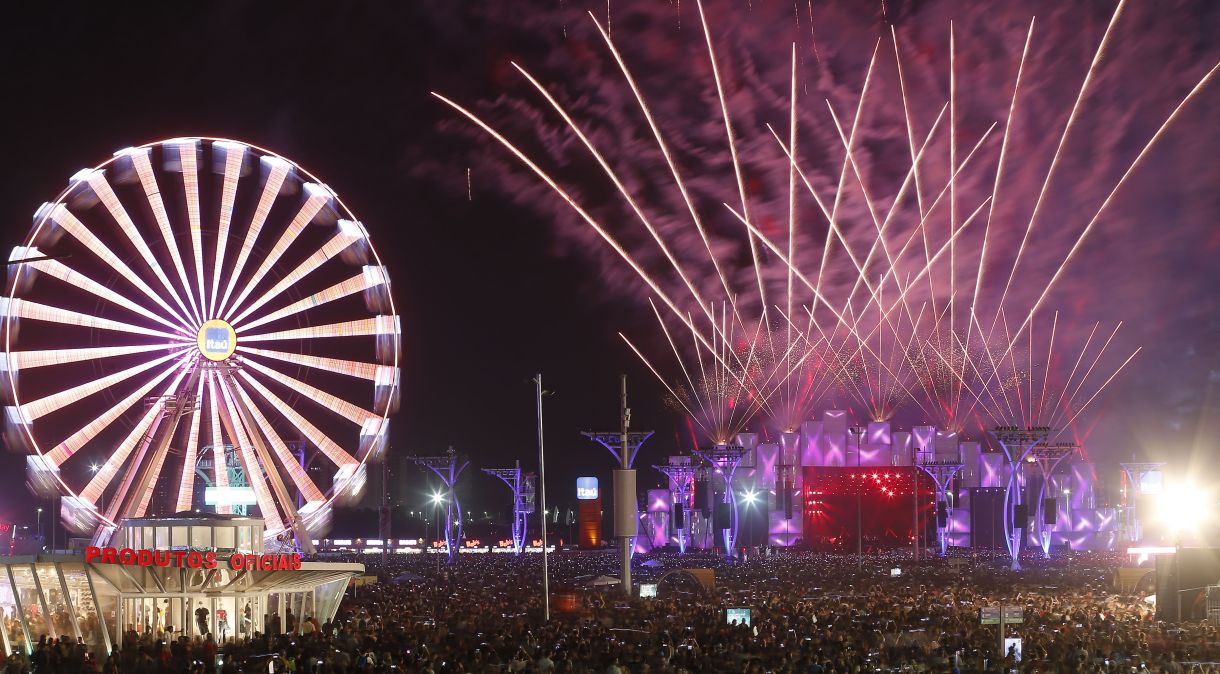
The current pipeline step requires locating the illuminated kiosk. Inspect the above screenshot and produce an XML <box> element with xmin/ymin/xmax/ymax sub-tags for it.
<box><xmin>0</xmin><ymin>514</ymin><xmax>360</xmax><ymax>655</ymax></box>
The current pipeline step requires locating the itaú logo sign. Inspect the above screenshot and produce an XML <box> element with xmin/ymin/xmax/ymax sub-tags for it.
<box><xmin>85</xmin><ymin>547</ymin><xmax>302</xmax><ymax>571</ymax></box>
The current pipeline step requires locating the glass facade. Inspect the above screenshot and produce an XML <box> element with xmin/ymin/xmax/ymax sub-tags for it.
<box><xmin>0</xmin><ymin>516</ymin><xmax>358</xmax><ymax>656</ymax></box>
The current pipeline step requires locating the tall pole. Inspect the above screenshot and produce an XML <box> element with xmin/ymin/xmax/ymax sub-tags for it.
<box><xmin>913</xmin><ymin>448</ymin><xmax>919</xmax><ymax>562</ymax></box>
<box><xmin>535</xmin><ymin>374</ymin><xmax>550</xmax><ymax>621</ymax></box>
<box><xmin>619</xmin><ymin>375</ymin><xmax>632</xmax><ymax>596</ymax></box>
<box><xmin>850</xmin><ymin>427</ymin><xmax>863</xmax><ymax>571</ymax></box>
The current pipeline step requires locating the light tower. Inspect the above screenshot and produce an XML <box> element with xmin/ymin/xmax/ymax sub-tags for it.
<box><xmin>694</xmin><ymin>444</ymin><xmax>749</xmax><ymax>559</ymax></box>
<box><xmin>482</xmin><ymin>461</ymin><xmax>535</xmax><ymax>554</ymax></box>
<box><xmin>1029</xmin><ymin>442</ymin><xmax>1078</xmax><ymax>558</ymax></box>
<box><xmin>917</xmin><ymin>457</ymin><xmax>965</xmax><ymax>557</ymax></box>
<box><xmin>1119</xmin><ymin>462</ymin><xmax>1164</xmax><ymax>542</ymax></box>
<box><xmin>653</xmin><ymin>459</ymin><xmax>697</xmax><ymax>553</ymax></box>
<box><xmin>411</xmin><ymin>447</ymin><xmax>469</xmax><ymax>564</ymax></box>
<box><xmin>582</xmin><ymin>377</ymin><xmax>654</xmax><ymax>598</ymax></box>
<box><xmin>989</xmin><ymin>426</ymin><xmax>1053</xmax><ymax>570</ymax></box>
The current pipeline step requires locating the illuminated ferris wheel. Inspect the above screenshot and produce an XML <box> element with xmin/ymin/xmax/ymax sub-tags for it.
<box><xmin>1</xmin><ymin>137</ymin><xmax>401</xmax><ymax>551</ymax></box>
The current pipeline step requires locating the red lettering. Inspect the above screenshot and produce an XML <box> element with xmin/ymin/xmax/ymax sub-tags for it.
<box><xmin>173</xmin><ymin>550</ymin><xmax>187</xmax><ymax>567</ymax></box>
<box><xmin>258</xmin><ymin>555</ymin><xmax>272</xmax><ymax>571</ymax></box>
<box><xmin>118</xmin><ymin>548</ymin><xmax>136</xmax><ymax>565</ymax></box>
<box><xmin>154</xmin><ymin>551</ymin><xmax>170</xmax><ymax>567</ymax></box>
<box><xmin>228</xmin><ymin>553</ymin><xmax>243</xmax><ymax>570</ymax></box>
<box><xmin>246</xmin><ymin>554</ymin><xmax>257</xmax><ymax>570</ymax></box>
<box><xmin>290</xmin><ymin>554</ymin><xmax>301</xmax><ymax>570</ymax></box>
<box><xmin>101</xmin><ymin>548</ymin><xmax>116</xmax><ymax>564</ymax></box>
<box><xmin>136</xmin><ymin>550</ymin><xmax>153</xmax><ymax>566</ymax></box>
<box><xmin>186</xmin><ymin>552</ymin><xmax>203</xmax><ymax>568</ymax></box>
<box><xmin>204</xmin><ymin>551</ymin><xmax>217</xmax><ymax>569</ymax></box>
<box><xmin>85</xmin><ymin>547</ymin><xmax>101</xmax><ymax>564</ymax></box>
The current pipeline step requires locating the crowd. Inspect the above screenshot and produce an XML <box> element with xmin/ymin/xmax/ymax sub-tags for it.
<box><xmin>10</xmin><ymin>548</ymin><xmax>1220</xmax><ymax>674</ymax></box>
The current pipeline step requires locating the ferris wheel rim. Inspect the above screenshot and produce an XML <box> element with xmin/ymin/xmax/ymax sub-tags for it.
<box><xmin>3</xmin><ymin>136</ymin><xmax>401</xmax><ymax>538</ymax></box>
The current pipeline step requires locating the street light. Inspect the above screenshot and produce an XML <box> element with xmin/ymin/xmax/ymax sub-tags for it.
<box><xmin>36</xmin><ymin>508</ymin><xmax>43</xmax><ymax>550</ymax></box>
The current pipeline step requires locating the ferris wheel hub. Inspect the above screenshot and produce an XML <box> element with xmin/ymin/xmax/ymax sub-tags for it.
<box><xmin>197</xmin><ymin>319</ymin><xmax>237</xmax><ymax>361</ymax></box>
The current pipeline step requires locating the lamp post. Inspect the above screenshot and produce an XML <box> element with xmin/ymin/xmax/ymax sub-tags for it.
<box><xmin>532</xmin><ymin>374</ymin><xmax>551</xmax><ymax>621</ymax></box>
<box><xmin>36</xmin><ymin>508</ymin><xmax>43</xmax><ymax>550</ymax></box>
<box><xmin>849</xmin><ymin>426</ymin><xmax>865</xmax><ymax>571</ymax></box>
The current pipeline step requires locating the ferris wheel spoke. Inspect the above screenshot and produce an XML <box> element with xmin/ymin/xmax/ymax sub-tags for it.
<box><xmin>216</xmin><ymin>156</ymin><xmax>292</xmax><ymax>319</ymax></box>
<box><xmin>205</xmin><ymin>372</ymin><xmax>231</xmax><ymax>514</ymax></box>
<box><xmin>240</xmin><ymin>356</ymin><xmax>376</xmax><ymax>426</ymax></box>
<box><xmin>169</xmin><ymin>139</ymin><xmax>209</xmax><ymax>319</ymax></box>
<box><xmin>237</xmin><ymin>346</ymin><xmax>392</xmax><ymax>381</ymax></box>
<box><xmin>16</xmin><ymin>350</ymin><xmax>188</xmax><ymax>422</ymax></box>
<box><xmin>213</xmin><ymin>373</ymin><xmax>286</xmax><ymax>532</ymax></box>
<box><xmin>48</xmin><ymin>205</ymin><xmax>193</xmax><ymax>330</ymax></box>
<box><xmin>79</xmin><ymin>170</ymin><xmax>198</xmax><ymax>330</ymax></box>
<box><xmin>23</xmin><ymin>258</ymin><xmax>191</xmax><ymax>334</ymax></box>
<box><xmin>122</xmin><ymin>147</ymin><xmax>204</xmax><ymax>324</ymax></box>
<box><xmin>239</xmin><ymin>316</ymin><xmax>399</xmax><ymax>343</ymax></box>
<box><xmin>229</xmin><ymin>378</ymin><xmax>326</xmax><ymax>503</ymax></box>
<box><xmin>234</xmin><ymin>266</ymin><xmax>389</xmax><ymax>333</ymax></box>
<box><xmin>223</xmin><ymin>183</ymin><xmax>334</xmax><ymax>322</ymax></box>
<box><xmin>80</xmin><ymin>360</ymin><xmax>192</xmax><ymax>506</ymax></box>
<box><xmin>234</xmin><ymin>370</ymin><xmax>358</xmax><ymax>468</ymax></box>
<box><xmin>43</xmin><ymin>356</ymin><xmax>186</xmax><ymax>466</ymax></box>
<box><xmin>228</xmin><ymin>222</ymin><xmax>367</xmax><ymax>327</ymax></box>
<box><xmin>208</xmin><ymin>141</ymin><xmax>247</xmax><ymax>320</ymax></box>
<box><xmin>2</xmin><ymin>298</ymin><xmax>193</xmax><ymax>341</ymax></box>
<box><xmin>174</xmin><ymin>375</ymin><xmax>206</xmax><ymax>513</ymax></box>
<box><xmin>6</xmin><ymin>343</ymin><xmax>181</xmax><ymax>371</ymax></box>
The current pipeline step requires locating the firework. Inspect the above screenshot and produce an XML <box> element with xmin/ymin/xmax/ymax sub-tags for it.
<box><xmin>436</xmin><ymin>0</ymin><xmax>1215</xmax><ymax>440</ymax></box>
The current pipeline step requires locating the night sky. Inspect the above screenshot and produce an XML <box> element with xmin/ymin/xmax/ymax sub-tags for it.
<box><xmin>1</xmin><ymin>1</ymin><xmax>1217</xmax><ymax>536</ymax></box>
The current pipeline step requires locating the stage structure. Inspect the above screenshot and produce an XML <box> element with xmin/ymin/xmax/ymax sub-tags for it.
<box><xmin>481</xmin><ymin>461</ymin><xmax>536</xmax><ymax>555</ymax></box>
<box><xmin>653</xmin><ymin>458</ymin><xmax>697</xmax><ymax>553</ymax></box>
<box><xmin>411</xmin><ymin>448</ymin><xmax>469</xmax><ymax>564</ymax></box>
<box><xmin>1029</xmin><ymin>443</ymin><xmax>1078</xmax><ymax>558</ymax></box>
<box><xmin>694</xmin><ymin>444</ymin><xmax>749</xmax><ymax>559</ymax></box>
<box><xmin>1</xmin><ymin>137</ymin><xmax>401</xmax><ymax>553</ymax></box>
<box><xmin>1120</xmin><ymin>462</ymin><xmax>1164</xmax><ymax>542</ymax></box>
<box><xmin>618</xmin><ymin>411</ymin><xmax>1118</xmax><ymax>556</ymax></box>
<box><xmin>917</xmin><ymin>458</ymin><xmax>965</xmax><ymax>557</ymax></box>
<box><xmin>989</xmin><ymin>427</ymin><xmax>1053</xmax><ymax>570</ymax></box>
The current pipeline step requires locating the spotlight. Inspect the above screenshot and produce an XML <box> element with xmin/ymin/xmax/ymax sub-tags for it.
<box><xmin>1157</xmin><ymin>482</ymin><xmax>1214</xmax><ymax>537</ymax></box>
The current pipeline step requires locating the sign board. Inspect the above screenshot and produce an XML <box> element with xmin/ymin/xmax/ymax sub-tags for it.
<box><xmin>639</xmin><ymin>583</ymin><xmax>657</xmax><ymax>598</ymax></box>
<box><xmin>576</xmin><ymin>476</ymin><xmax>599</xmax><ymax>500</ymax></box>
<box><xmin>890</xmin><ymin>568</ymin><xmax>902</xmax><ymax>577</ymax></box>
<box><xmin>204</xmin><ymin>486</ymin><xmax>258</xmax><ymax>506</ymax></box>
<box><xmin>980</xmin><ymin>606</ymin><xmax>1023</xmax><ymax>625</ymax></box>
<box><xmin>85</xmin><ymin>546</ymin><xmax>301</xmax><ymax>571</ymax></box>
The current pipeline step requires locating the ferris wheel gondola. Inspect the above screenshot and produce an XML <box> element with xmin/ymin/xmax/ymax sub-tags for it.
<box><xmin>1</xmin><ymin>137</ymin><xmax>401</xmax><ymax>552</ymax></box>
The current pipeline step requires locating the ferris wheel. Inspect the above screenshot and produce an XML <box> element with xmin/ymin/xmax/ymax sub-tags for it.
<box><xmin>1</xmin><ymin>137</ymin><xmax>401</xmax><ymax>551</ymax></box>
